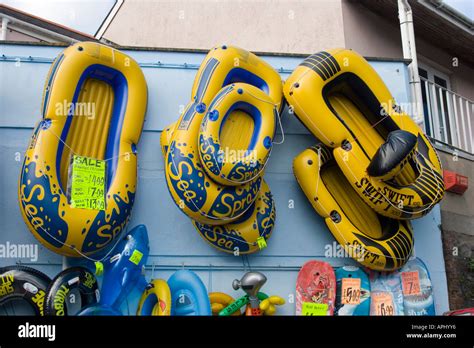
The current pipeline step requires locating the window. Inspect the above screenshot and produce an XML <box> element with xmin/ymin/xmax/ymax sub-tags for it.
<box><xmin>418</xmin><ymin>62</ymin><xmax>473</xmax><ymax>154</ymax></box>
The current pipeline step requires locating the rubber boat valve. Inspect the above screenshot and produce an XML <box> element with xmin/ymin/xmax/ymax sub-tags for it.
<box><xmin>232</xmin><ymin>271</ymin><xmax>267</xmax><ymax>309</ymax></box>
<box><xmin>330</xmin><ymin>210</ymin><xmax>342</xmax><ymax>223</ymax></box>
<box><xmin>341</xmin><ymin>140</ymin><xmax>352</xmax><ymax>151</ymax></box>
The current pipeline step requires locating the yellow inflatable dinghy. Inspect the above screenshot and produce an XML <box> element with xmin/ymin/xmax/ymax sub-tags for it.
<box><xmin>294</xmin><ymin>144</ymin><xmax>414</xmax><ymax>270</ymax></box>
<box><xmin>162</xmin><ymin>45</ymin><xmax>281</xmax><ymax>254</ymax></box>
<box><xmin>285</xmin><ymin>49</ymin><xmax>444</xmax><ymax>220</ymax></box>
<box><xmin>18</xmin><ymin>42</ymin><xmax>147</xmax><ymax>257</ymax></box>
<box><xmin>161</xmin><ymin>115</ymin><xmax>276</xmax><ymax>255</ymax></box>
<box><xmin>163</xmin><ymin>45</ymin><xmax>282</xmax><ymax>225</ymax></box>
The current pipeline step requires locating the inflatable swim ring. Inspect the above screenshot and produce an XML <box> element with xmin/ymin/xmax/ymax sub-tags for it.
<box><xmin>284</xmin><ymin>49</ymin><xmax>444</xmax><ymax>220</ymax></box>
<box><xmin>18</xmin><ymin>42</ymin><xmax>147</xmax><ymax>257</ymax></box>
<box><xmin>293</xmin><ymin>144</ymin><xmax>413</xmax><ymax>270</ymax></box>
<box><xmin>209</xmin><ymin>292</ymin><xmax>239</xmax><ymax>315</ymax></box>
<box><xmin>44</xmin><ymin>267</ymin><xmax>99</xmax><ymax>316</ymax></box>
<box><xmin>162</xmin><ymin>45</ymin><xmax>282</xmax><ymax>225</ymax></box>
<box><xmin>167</xmin><ymin>270</ymin><xmax>211</xmax><ymax>316</ymax></box>
<box><xmin>0</xmin><ymin>265</ymin><xmax>51</xmax><ymax>316</ymax></box>
<box><xmin>137</xmin><ymin>279</ymin><xmax>171</xmax><ymax>316</ymax></box>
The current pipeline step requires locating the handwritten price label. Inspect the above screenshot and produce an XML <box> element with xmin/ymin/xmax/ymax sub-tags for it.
<box><xmin>341</xmin><ymin>277</ymin><xmax>361</xmax><ymax>305</ymax></box>
<box><xmin>129</xmin><ymin>249</ymin><xmax>143</xmax><ymax>265</ymax></box>
<box><xmin>302</xmin><ymin>302</ymin><xmax>328</xmax><ymax>316</ymax></box>
<box><xmin>373</xmin><ymin>292</ymin><xmax>394</xmax><ymax>316</ymax></box>
<box><xmin>70</xmin><ymin>155</ymin><xmax>106</xmax><ymax>211</ymax></box>
<box><xmin>401</xmin><ymin>271</ymin><xmax>421</xmax><ymax>296</ymax></box>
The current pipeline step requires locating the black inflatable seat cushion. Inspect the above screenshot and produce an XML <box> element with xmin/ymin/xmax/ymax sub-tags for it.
<box><xmin>367</xmin><ymin>130</ymin><xmax>418</xmax><ymax>181</ymax></box>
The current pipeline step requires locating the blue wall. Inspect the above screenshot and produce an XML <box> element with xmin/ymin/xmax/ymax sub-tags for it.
<box><xmin>0</xmin><ymin>43</ymin><xmax>449</xmax><ymax>315</ymax></box>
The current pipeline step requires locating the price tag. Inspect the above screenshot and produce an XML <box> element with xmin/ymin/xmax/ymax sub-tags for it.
<box><xmin>302</xmin><ymin>302</ymin><xmax>328</xmax><ymax>316</ymax></box>
<box><xmin>94</xmin><ymin>261</ymin><xmax>104</xmax><ymax>276</ymax></box>
<box><xmin>341</xmin><ymin>277</ymin><xmax>361</xmax><ymax>305</ymax></box>
<box><xmin>129</xmin><ymin>249</ymin><xmax>143</xmax><ymax>265</ymax></box>
<box><xmin>401</xmin><ymin>271</ymin><xmax>421</xmax><ymax>296</ymax></box>
<box><xmin>256</xmin><ymin>236</ymin><xmax>267</xmax><ymax>250</ymax></box>
<box><xmin>70</xmin><ymin>155</ymin><xmax>106</xmax><ymax>210</ymax></box>
<box><xmin>373</xmin><ymin>292</ymin><xmax>394</xmax><ymax>316</ymax></box>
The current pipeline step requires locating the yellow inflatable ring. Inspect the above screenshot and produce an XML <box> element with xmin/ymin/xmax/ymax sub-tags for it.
<box><xmin>192</xmin><ymin>180</ymin><xmax>275</xmax><ymax>254</ymax></box>
<box><xmin>209</xmin><ymin>292</ymin><xmax>240</xmax><ymax>316</ymax></box>
<box><xmin>163</xmin><ymin>45</ymin><xmax>282</xmax><ymax>225</ymax></box>
<box><xmin>199</xmin><ymin>83</ymin><xmax>276</xmax><ymax>185</ymax></box>
<box><xmin>284</xmin><ymin>48</ymin><xmax>444</xmax><ymax>220</ymax></box>
<box><xmin>18</xmin><ymin>42</ymin><xmax>147</xmax><ymax>257</ymax></box>
<box><xmin>137</xmin><ymin>279</ymin><xmax>172</xmax><ymax>316</ymax></box>
<box><xmin>294</xmin><ymin>144</ymin><xmax>414</xmax><ymax>270</ymax></box>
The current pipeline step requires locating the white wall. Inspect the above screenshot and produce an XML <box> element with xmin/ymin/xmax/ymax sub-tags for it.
<box><xmin>103</xmin><ymin>0</ymin><xmax>346</xmax><ymax>53</ymax></box>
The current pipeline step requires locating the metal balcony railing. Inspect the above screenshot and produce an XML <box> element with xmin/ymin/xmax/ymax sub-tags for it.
<box><xmin>420</xmin><ymin>76</ymin><xmax>473</xmax><ymax>155</ymax></box>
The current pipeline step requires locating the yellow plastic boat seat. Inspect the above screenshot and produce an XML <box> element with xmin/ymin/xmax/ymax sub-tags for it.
<box><xmin>284</xmin><ymin>48</ymin><xmax>444</xmax><ymax>220</ymax></box>
<box><xmin>293</xmin><ymin>144</ymin><xmax>413</xmax><ymax>270</ymax></box>
<box><xmin>18</xmin><ymin>42</ymin><xmax>147</xmax><ymax>257</ymax></box>
<box><xmin>199</xmin><ymin>83</ymin><xmax>276</xmax><ymax>185</ymax></box>
<box><xmin>164</xmin><ymin>45</ymin><xmax>282</xmax><ymax>225</ymax></box>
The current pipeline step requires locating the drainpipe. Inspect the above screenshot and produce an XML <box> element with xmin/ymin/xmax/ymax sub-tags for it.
<box><xmin>1</xmin><ymin>17</ymin><xmax>9</xmax><ymax>40</ymax></box>
<box><xmin>398</xmin><ymin>0</ymin><xmax>425</xmax><ymax>130</ymax></box>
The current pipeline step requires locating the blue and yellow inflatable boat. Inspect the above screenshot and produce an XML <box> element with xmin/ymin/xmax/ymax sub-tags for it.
<box><xmin>18</xmin><ymin>42</ymin><xmax>147</xmax><ymax>257</ymax></box>
<box><xmin>161</xmin><ymin>45</ymin><xmax>282</xmax><ymax>254</ymax></box>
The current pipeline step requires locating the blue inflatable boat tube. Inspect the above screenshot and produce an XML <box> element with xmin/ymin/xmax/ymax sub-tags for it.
<box><xmin>168</xmin><ymin>270</ymin><xmax>211</xmax><ymax>316</ymax></box>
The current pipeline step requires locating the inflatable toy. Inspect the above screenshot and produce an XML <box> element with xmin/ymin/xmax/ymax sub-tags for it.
<box><xmin>45</xmin><ymin>267</ymin><xmax>99</xmax><ymax>316</ymax></box>
<box><xmin>137</xmin><ymin>279</ymin><xmax>171</xmax><ymax>316</ymax></box>
<box><xmin>167</xmin><ymin>270</ymin><xmax>211</xmax><ymax>316</ymax></box>
<box><xmin>284</xmin><ymin>49</ymin><xmax>444</xmax><ymax>220</ymax></box>
<box><xmin>161</xmin><ymin>45</ymin><xmax>282</xmax><ymax>254</ymax></box>
<box><xmin>77</xmin><ymin>305</ymin><xmax>122</xmax><ymax>316</ymax></box>
<box><xmin>294</xmin><ymin>144</ymin><xmax>414</xmax><ymax>270</ymax></box>
<box><xmin>80</xmin><ymin>225</ymin><xmax>149</xmax><ymax>315</ymax></box>
<box><xmin>99</xmin><ymin>225</ymin><xmax>149</xmax><ymax>309</ymax></box>
<box><xmin>296</xmin><ymin>261</ymin><xmax>336</xmax><ymax>316</ymax></box>
<box><xmin>209</xmin><ymin>292</ymin><xmax>239</xmax><ymax>315</ymax></box>
<box><xmin>18</xmin><ymin>41</ymin><xmax>147</xmax><ymax>257</ymax></box>
<box><xmin>335</xmin><ymin>266</ymin><xmax>370</xmax><ymax>315</ymax></box>
<box><xmin>400</xmin><ymin>257</ymin><xmax>435</xmax><ymax>315</ymax></box>
<box><xmin>219</xmin><ymin>271</ymin><xmax>284</xmax><ymax>316</ymax></box>
<box><xmin>259</xmin><ymin>295</ymin><xmax>285</xmax><ymax>316</ymax></box>
<box><xmin>162</xmin><ymin>45</ymin><xmax>282</xmax><ymax>225</ymax></box>
<box><xmin>0</xmin><ymin>265</ymin><xmax>51</xmax><ymax>316</ymax></box>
